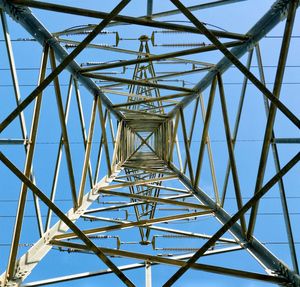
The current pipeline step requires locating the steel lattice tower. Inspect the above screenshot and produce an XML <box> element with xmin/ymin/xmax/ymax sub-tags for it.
<box><xmin>0</xmin><ymin>0</ymin><xmax>299</xmax><ymax>286</ymax></box>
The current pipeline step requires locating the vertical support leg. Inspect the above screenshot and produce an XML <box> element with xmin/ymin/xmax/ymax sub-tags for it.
<box><xmin>145</xmin><ymin>261</ymin><xmax>152</xmax><ymax>287</ymax></box>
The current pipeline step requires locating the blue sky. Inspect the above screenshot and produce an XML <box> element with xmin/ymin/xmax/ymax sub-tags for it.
<box><xmin>0</xmin><ymin>0</ymin><xmax>299</xmax><ymax>286</ymax></box>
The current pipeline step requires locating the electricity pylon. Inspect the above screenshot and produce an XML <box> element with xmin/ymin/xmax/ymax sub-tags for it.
<box><xmin>0</xmin><ymin>0</ymin><xmax>299</xmax><ymax>286</ymax></box>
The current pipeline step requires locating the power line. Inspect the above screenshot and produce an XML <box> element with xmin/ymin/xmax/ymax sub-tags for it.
<box><xmin>0</xmin><ymin>212</ymin><xmax>299</xmax><ymax>218</ymax></box>
<box><xmin>0</xmin><ymin>195</ymin><xmax>299</xmax><ymax>203</ymax></box>
<box><xmin>1</xmin><ymin>35</ymin><xmax>300</xmax><ymax>42</ymax></box>
<box><xmin>1</xmin><ymin>138</ymin><xmax>299</xmax><ymax>144</ymax></box>
<box><xmin>0</xmin><ymin>241</ymin><xmax>299</xmax><ymax>248</ymax></box>
<box><xmin>1</xmin><ymin>65</ymin><xmax>300</xmax><ymax>72</ymax></box>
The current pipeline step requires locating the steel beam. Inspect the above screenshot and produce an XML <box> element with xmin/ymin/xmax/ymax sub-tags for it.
<box><xmin>8</xmin><ymin>0</ymin><xmax>248</xmax><ymax>40</ymax></box>
<box><xmin>49</xmin><ymin>240</ymin><xmax>288</xmax><ymax>285</ymax></box>
<box><xmin>0</xmin><ymin>0</ymin><xmax>124</xmax><ymax>129</ymax></box>
<box><xmin>164</xmin><ymin>153</ymin><xmax>300</xmax><ymax>286</ymax></box>
<box><xmin>0</xmin><ymin>153</ymin><xmax>125</xmax><ymax>287</ymax></box>
<box><xmin>168</xmin><ymin>0</ymin><xmax>300</xmax><ymax>127</ymax></box>
<box><xmin>247</xmin><ymin>0</ymin><xmax>298</xmax><ymax>238</ymax></box>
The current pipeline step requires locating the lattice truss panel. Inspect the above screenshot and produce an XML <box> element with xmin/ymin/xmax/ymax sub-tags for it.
<box><xmin>0</xmin><ymin>0</ymin><xmax>299</xmax><ymax>286</ymax></box>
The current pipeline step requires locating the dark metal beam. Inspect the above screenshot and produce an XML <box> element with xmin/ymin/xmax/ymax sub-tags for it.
<box><xmin>83</xmin><ymin>72</ymin><xmax>194</xmax><ymax>93</ymax></box>
<box><xmin>164</xmin><ymin>152</ymin><xmax>300</xmax><ymax>286</ymax></box>
<box><xmin>0</xmin><ymin>0</ymin><xmax>125</xmax><ymax>132</ymax></box>
<box><xmin>168</xmin><ymin>0</ymin><xmax>300</xmax><ymax>129</ymax></box>
<box><xmin>50</xmin><ymin>240</ymin><xmax>288</xmax><ymax>285</ymax></box>
<box><xmin>0</xmin><ymin>151</ymin><xmax>136</xmax><ymax>287</ymax></box>
<box><xmin>247</xmin><ymin>0</ymin><xmax>298</xmax><ymax>238</ymax></box>
<box><xmin>8</xmin><ymin>0</ymin><xmax>248</xmax><ymax>40</ymax></box>
<box><xmin>80</xmin><ymin>41</ymin><xmax>242</xmax><ymax>73</ymax></box>
<box><xmin>150</xmin><ymin>0</ymin><xmax>246</xmax><ymax>20</ymax></box>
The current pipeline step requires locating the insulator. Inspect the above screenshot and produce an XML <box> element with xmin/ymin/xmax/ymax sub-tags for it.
<box><xmin>18</xmin><ymin>243</ymin><xmax>34</xmax><ymax>247</ymax></box>
<box><xmin>158</xmin><ymin>208</ymin><xmax>193</xmax><ymax>211</ymax></box>
<box><xmin>156</xmin><ymin>247</ymin><xmax>199</xmax><ymax>251</ymax></box>
<box><xmin>87</xmin><ymin>235</ymin><xmax>117</xmax><ymax>239</ymax></box>
<box><xmin>83</xmin><ymin>217</ymin><xmax>96</xmax><ymax>222</ymax></box>
<box><xmin>64</xmin><ymin>29</ymin><xmax>93</xmax><ymax>36</ymax></box>
<box><xmin>120</xmin><ymin>241</ymin><xmax>140</xmax><ymax>245</ymax></box>
<box><xmin>157</xmin><ymin>253</ymin><xmax>174</xmax><ymax>257</ymax></box>
<box><xmin>64</xmin><ymin>43</ymin><xmax>114</xmax><ymax>49</ymax></box>
<box><xmin>16</xmin><ymin>38</ymin><xmax>35</xmax><ymax>41</ymax></box>
<box><xmin>64</xmin><ymin>44</ymin><xmax>77</xmax><ymax>49</ymax></box>
<box><xmin>59</xmin><ymin>248</ymin><xmax>90</xmax><ymax>254</ymax></box>
<box><xmin>81</xmin><ymin>62</ymin><xmax>106</xmax><ymax>66</ymax></box>
<box><xmin>153</xmin><ymin>30</ymin><xmax>192</xmax><ymax>35</ymax></box>
<box><xmin>57</xmin><ymin>29</ymin><xmax>115</xmax><ymax>36</ymax></box>
<box><xmin>155</xmin><ymin>235</ymin><xmax>196</xmax><ymax>238</ymax></box>
<box><xmin>155</xmin><ymin>42</ymin><xmax>207</xmax><ymax>47</ymax></box>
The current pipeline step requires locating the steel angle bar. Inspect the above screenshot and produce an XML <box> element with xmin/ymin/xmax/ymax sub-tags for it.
<box><xmin>49</xmin><ymin>241</ymin><xmax>288</xmax><ymax>285</ymax></box>
<box><xmin>78</xmin><ymin>96</ymin><xmax>98</xmax><ymax>206</ymax></box>
<box><xmin>84</xmin><ymin>191</ymin><xmax>194</xmax><ymax>215</ymax></box>
<box><xmin>217</xmin><ymin>74</ymin><xmax>246</xmax><ymax>234</ymax></box>
<box><xmin>80</xmin><ymin>41</ymin><xmax>242</xmax><ymax>73</ymax></box>
<box><xmin>108</xmin><ymin>112</ymin><xmax>116</xmax><ymax>147</ymax></box>
<box><xmin>101</xmin><ymin>175</ymin><xmax>177</xmax><ymax>190</ymax></box>
<box><xmin>8</xmin><ymin>0</ymin><xmax>248</xmax><ymax>40</ymax></box>
<box><xmin>76</xmin><ymin>215</ymin><xmax>238</xmax><ymax>250</ymax></box>
<box><xmin>170</xmin><ymin>0</ymin><xmax>299</xmax><ymax>128</ymax></box>
<box><xmin>0</xmin><ymin>152</ymin><xmax>134</xmax><ymax>287</ymax></box>
<box><xmin>83</xmin><ymin>72</ymin><xmax>194</xmax><ymax>93</ymax></box>
<box><xmin>98</xmin><ymin>99</ymin><xmax>112</xmax><ymax>177</ymax></box>
<box><xmin>121</xmin><ymin>109</ymin><xmax>168</xmax><ymax>119</ymax></box>
<box><xmin>145</xmin><ymin>260</ymin><xmax>152</xmax><ymax>287</ymax></box>
<box><xmin>94</xmin><ymin>110</ymin><xmax>109</xmax><ymax>184</ymax></box>
<box><xmin>98</xmin><ymin>189</ymin><xmax>210</xmax><ymax>209</ymax></box>
<box><xmin>183</xmin><ymin>98</ymin><xmax>199</xmax><ymax>173</ymax></box>
<box><xmin>254</xmin><ymin>44</ymin><xmax>299</xmax><ymax>273</ymax></box>
<box><xmin>139</xmin><ymin>103</ymin><xmax>176</xmax><ymax>112</ymax></box>
<box><xmin>147</xmin><ymin>0</ymin><xmax>153</xmax><ymax>18</ymax></box>
<box><xmin>120</xmin><ymin>166</ymin><xmax>171</xmax><ymax>175</ymax></box>
<box><xmin>0</xmin><ymin>10</ymin><xmax>27</xmax><ymax>140</ymax></box>
<box><xmin>4</xmin><ymin>44</ymin><xmax>49</xmax><ymax>283</ymax></box>
<box><xmin>164</xmin><ymin>153</ymin><xmax>300</xmax><ymax>286</ymax></box>
<box><xmin>73</xmin><ymin>78</ymin><xmax>94</xmax><ymax>188</ymax></box>
<box><xmin>125</xmin><ymin>130</ymin><xmax>156</xmax><ymax>160</ymax></box>
<box><xmin>54</xmin><ymin>210</ymin><xmax>213</xmax><ymax>241</ymax></box>
<box><xmin>21</xmin><ymin>246</ymin><xmax>244</xmax><ymax>287</ymax></box>
<box><xmin>142</xmin><ymin>184</ymin><xmax>189</xmax><ymax>194</ymax></box>
<box><xmin>247</xmin><ymin>0</ymin><xmax>298</xmax><ymax>239</ymax></box>
<box><xmin>104</xmin><ymin>89</ymin><xmax>183</xmax><ymax>104</ymax></box>
<box><xmin>168</xmin><ymin>113</ymin><xmax>179</xmax><ymax>163</ymax></box>
<box><xmin>22</xmin><ymin>263</ymin><xmax>146</xmax><ymax>287</ymax></box>
<box><xmin>194</xmin><ymin>77</ymin><xmax>217</xmax><ymax>187</ymax></box>
<box><xmin>115</xmin><ymin>171</ymin><xmax>148</xmax><ymax>179</ymax></box>
<box><xmin>168</xmin><ymin>0</ymin><xmax>300</xmax><ymax>128</ymax></box>
<box><xmin>179</xmin><ymin>108</ymin><xmax>194</xmax><ymax>184</ymax></box>
<box><xmin>0</xmin><ymin>161</ymin><xmax>121</xmax><ymax>284</ymax></box>
<box><xmin>58</xmin><ymin>38</ymin><xmax>213</xmax><ymax>67</ymax></box>
<box><xmin>0</xmin><ymin>0</ymin><xmax>125</xmax><ymax>132</ymax></box>
<box><xmin>124</xmin><ymin>170</ymin><xmax>148</xmax><ymax>241</ymax></box>
<box><xmin>85</xmin><ymin>201</ymin><xmax>145</xmax><ymax>214</ymax></box>
<box><xmin>111</xmin><ymin>121</ymin><xmax>122</xmax><ymax>173</ymax></box>
<box><xmin>129</xmin><ymin>129</ymin><xmax>157</xmax><ymax>153</ymax></box>
<box><xmin>148</xmin><ymin>0</ymin><xmax>246</xmax><ymax>20</ymax></box>
<box><xmin>150</xmin><ymin>226</ymin><xmax>236</xmax><ymax>244</ymax></box>
<box><xmin>45</xmin><ymin>75</ymin><xmax>74</xmax><ymax>232</ymax></box>
<box><xmin>49</xmin><ymin>48</ymin><xmax>78</xmax><ymax>209</ymax></box>
<box><xmin>198</xmin><ymin>94</ymin><xmax>220</xmax><ymax>204</ymax></box>
<box><xmin>221</xmin><ymin>49</ymin><xmax>254</xmax><ymax>206</ymax></box>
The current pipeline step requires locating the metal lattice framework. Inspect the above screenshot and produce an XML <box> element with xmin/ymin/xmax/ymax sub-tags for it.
<box><xmin>0</xmin><ymin>0</ymin><xmax>299</xmax><ymax>286</ymax></box>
